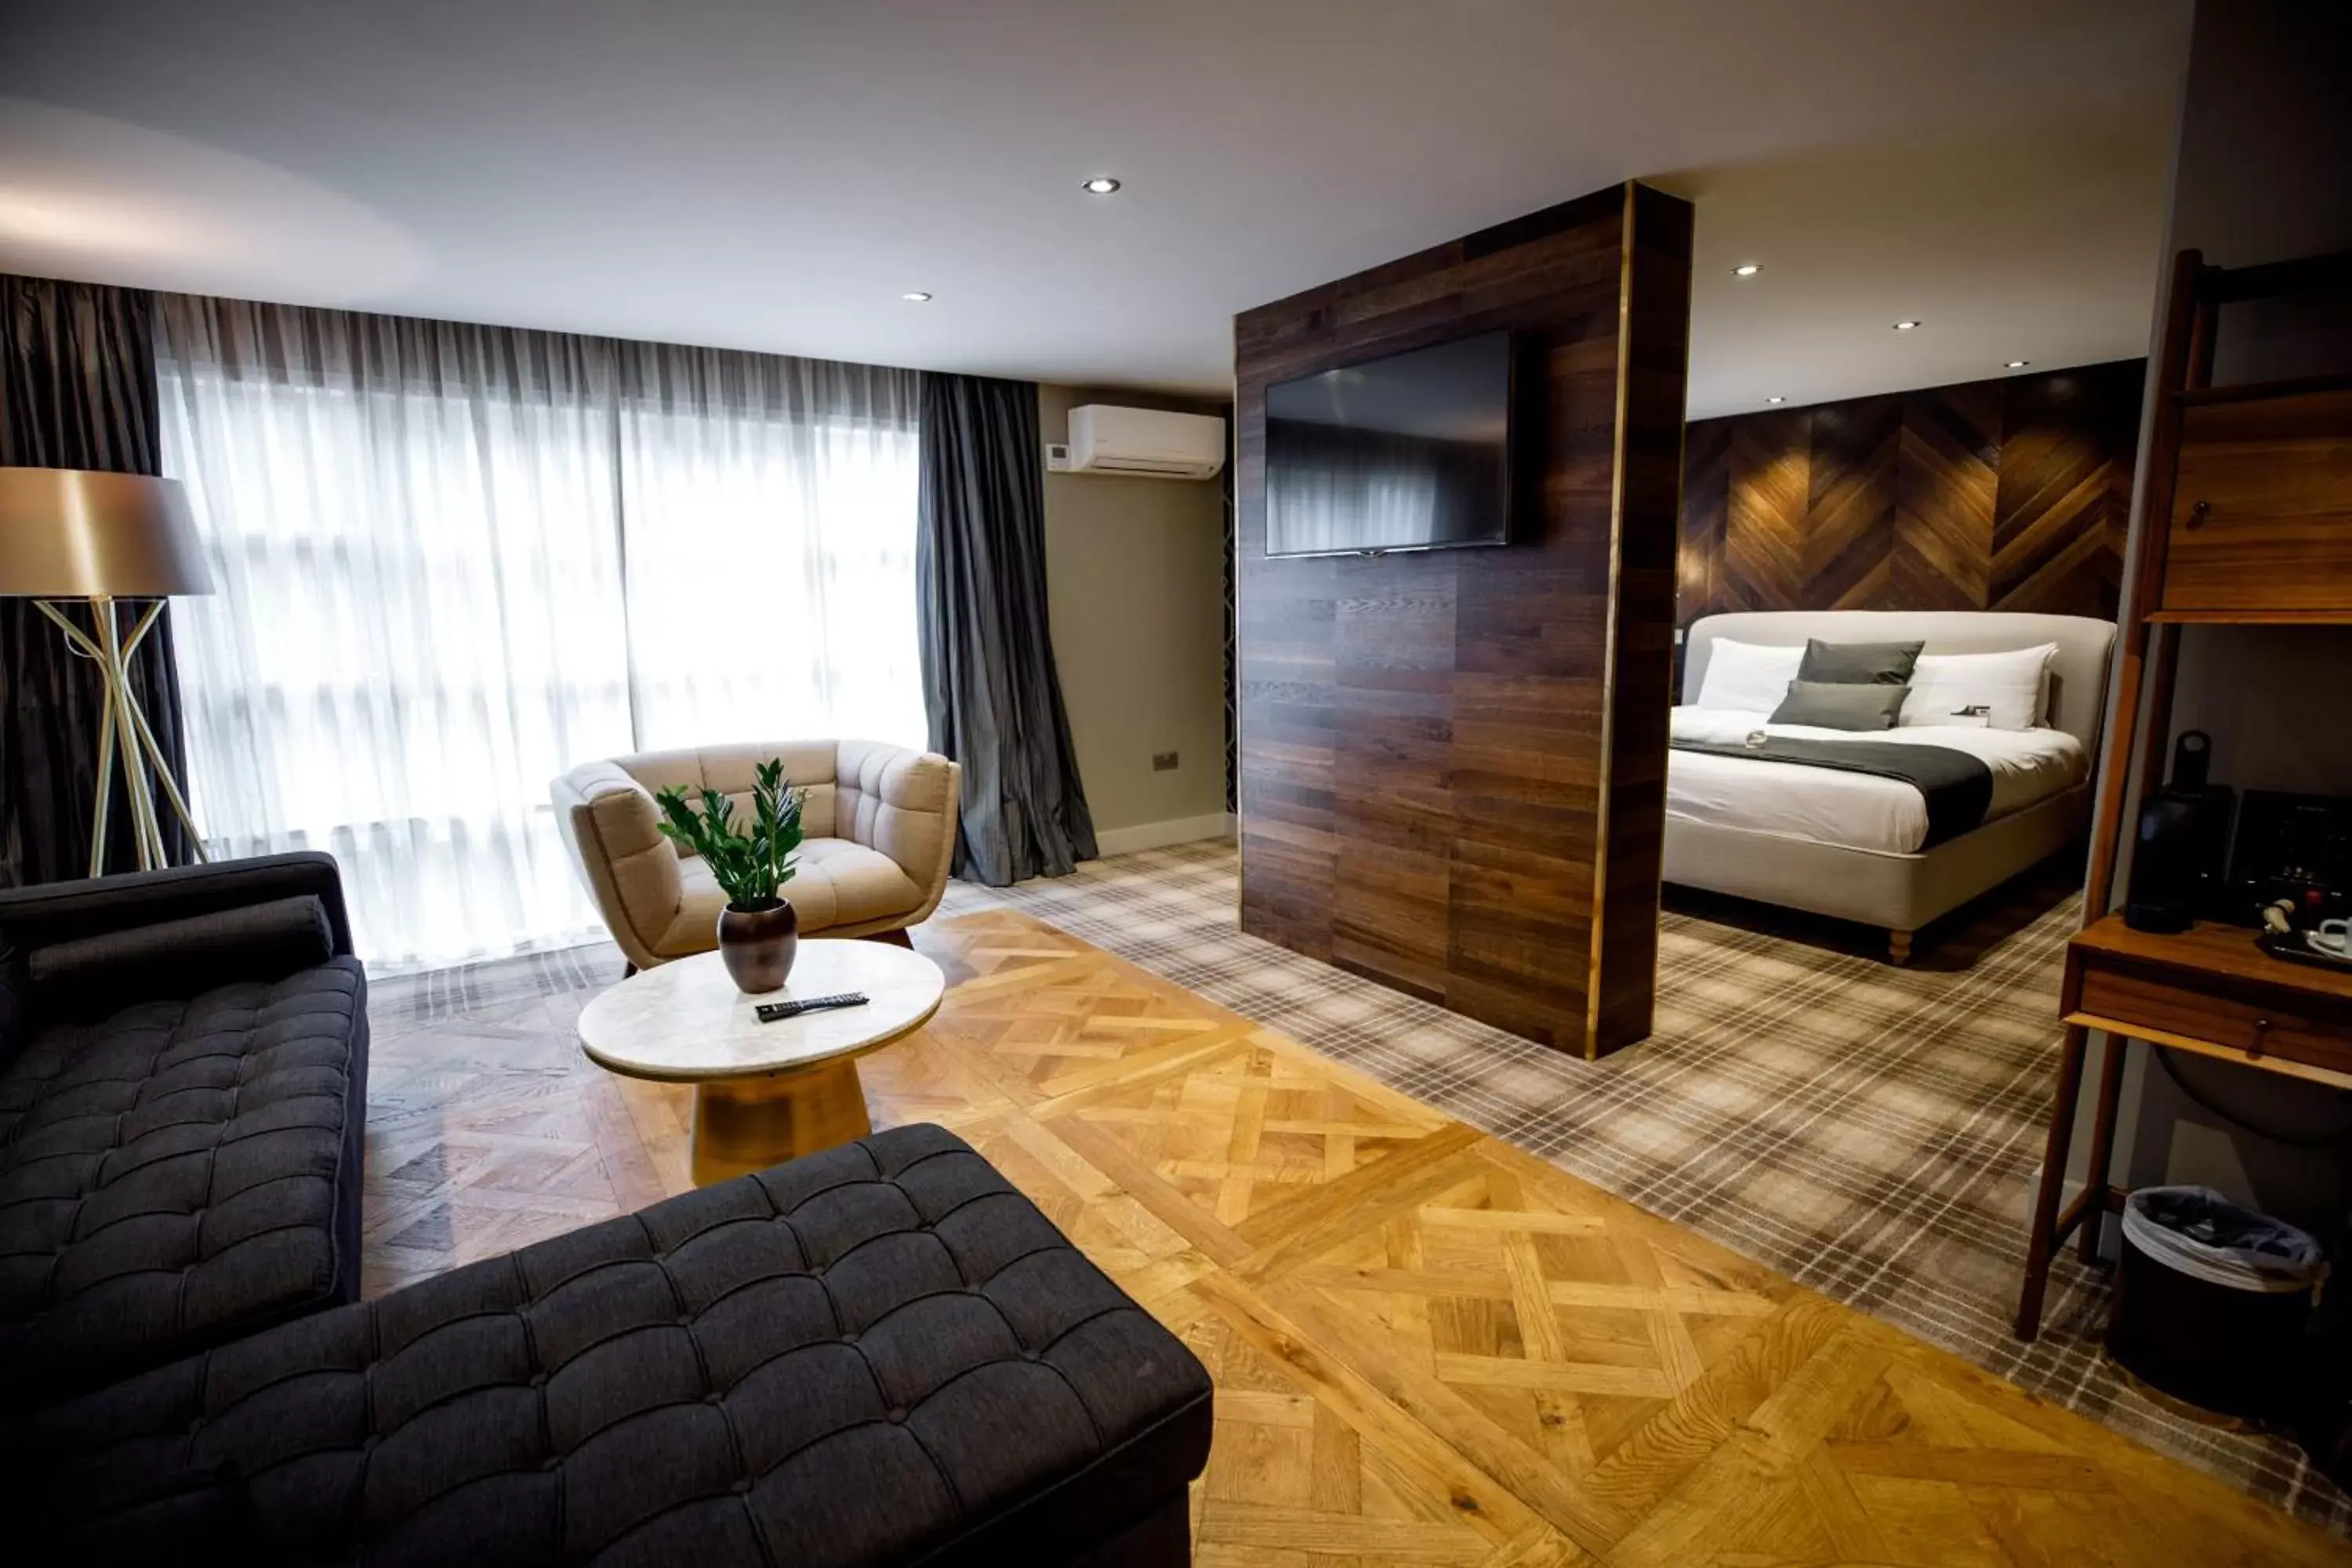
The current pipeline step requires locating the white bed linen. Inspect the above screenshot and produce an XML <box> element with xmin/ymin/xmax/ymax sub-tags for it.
<box><xmin>1667</xmin><ymin>706</ymin><xmax>2089</xmax><ymax>854</ymax></box>
<box><xmin>1693</xmin><ymin>638</ymin><xmax>1806</xmax><ymax>713</ymax></box>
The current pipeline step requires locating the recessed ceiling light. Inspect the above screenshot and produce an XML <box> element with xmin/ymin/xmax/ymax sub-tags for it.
<box><xmin>901</xmin><ymin>291</ymin><xmax>933</xmax><ymax>303</ymax></box>
<box><xmin>2005</xmin><ymin>359</ymin><xmax>2030</xmax><ymax>368</ymax></box>
<box><xmin>1732</xmin><ymin>263</ymin><xmax>1761</xmax><ymax>278</ymax></box>
<box><xmin>1766</xmin><ymin>395</ymin><xmax>1785</xmax><ymax>404</ymax></box>
<box><xmin>1082</xmin><ymin>176</ymin><xmax>1122</xmax><ymax>195</ymax></box>
<box><xmin>1893</xmin><ymin>319</ymin><xmax>1922</xmax><ymax>331</ymax></box>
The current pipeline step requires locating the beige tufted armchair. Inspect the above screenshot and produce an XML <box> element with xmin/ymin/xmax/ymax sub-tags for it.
<box><xmin>552</xmin><ymin>740</ymin><xmax>960</xmax><ymax>971</ymax></box>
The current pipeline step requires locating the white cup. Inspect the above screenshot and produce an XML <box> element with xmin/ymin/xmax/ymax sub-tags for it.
<box><xmin>2311</xmin><ymin>918</ymin><xmax>2350</xmax><ymax>955</ymax></box>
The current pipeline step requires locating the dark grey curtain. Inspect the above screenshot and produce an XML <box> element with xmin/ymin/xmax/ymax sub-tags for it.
<box><xmin>1</xmin><ymin>275</ymin><xmax>190</xmax><ymax>886</ymax></box>
<box><xmin>915</xmin><ymin>374</ymin><xmax>1097</xmax><ymax>885</ymax></box>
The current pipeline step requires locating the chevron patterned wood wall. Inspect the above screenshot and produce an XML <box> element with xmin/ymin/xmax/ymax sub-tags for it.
<box><xmin>1679</xmin><ymin>360</ymin><xmax>2144</xmax><ymax>624</ymax></box>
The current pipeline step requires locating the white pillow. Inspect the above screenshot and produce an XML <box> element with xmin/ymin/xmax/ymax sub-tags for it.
<box><xmin>1900</xmin><ymin>644</ymin><xmax>2059</xmax><ymax>731</ymax></box>
<box><xmin>1694</xmin><ymin>638</ymin><xmax>1805</xmax><ymax>713</ymax></box>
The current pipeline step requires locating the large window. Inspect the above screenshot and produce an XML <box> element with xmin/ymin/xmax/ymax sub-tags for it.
<box><xmin>158</xmin><ymin>297</ymin><xmax>923</xmax><ymax>968</ymax></box>
<box><xmin>614</xmin><ymin>343</ymin><xmax>923</xmax><ymax>750</ymax></box>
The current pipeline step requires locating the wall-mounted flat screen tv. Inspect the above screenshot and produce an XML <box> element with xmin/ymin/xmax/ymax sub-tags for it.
<box><xmin>1264</xmin><ymin>329</ymin><xmax>1515</xmax><ymax>558</ymax></box>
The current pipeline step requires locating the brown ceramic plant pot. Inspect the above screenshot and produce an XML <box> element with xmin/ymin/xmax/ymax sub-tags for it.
<box><xmin>716</xmin><ymin>898</ymin><xmax>798</xmax><ymax>994</ymax></box>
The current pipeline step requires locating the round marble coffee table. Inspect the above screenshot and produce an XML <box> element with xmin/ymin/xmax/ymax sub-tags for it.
<box><xmin>578</xmin><ymin>939</ymin><xmax>945</xmax><ymax>1185</ymax></box>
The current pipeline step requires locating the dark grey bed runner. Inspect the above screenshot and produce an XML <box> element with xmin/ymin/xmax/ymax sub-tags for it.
<box><xmin>1671</xmin><ymin>735</ymin><xmax>1995</xmax><ymax>850</ymax></box>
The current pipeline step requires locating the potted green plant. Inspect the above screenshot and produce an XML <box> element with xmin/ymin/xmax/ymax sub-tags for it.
<box><xmin>654</xmin><ymin>758</ymin><xmax>806</xmax><ymax>994</ymax></box>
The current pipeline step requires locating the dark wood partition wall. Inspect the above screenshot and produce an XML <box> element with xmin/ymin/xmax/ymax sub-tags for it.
<box><xmin>1591</xmin><ymin>187</ymin><xmax>1698</xmax><ymax>1051</ymax></box>
<box><xmin>1234</xmin><ymin>182</ymin><xmax>1694</xmax><ymax>1058</ymax></box>
<box><xmin>1678</xmin><ymin>359</ymin><xmax>2145</xmax><ymax>626</ymax></box>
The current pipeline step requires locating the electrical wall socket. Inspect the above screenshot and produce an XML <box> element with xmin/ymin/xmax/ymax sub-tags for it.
<box><xmin>1151</xmin><ymin>751</ymin><xmax>1179</xmax><ymax>771</ymax></box>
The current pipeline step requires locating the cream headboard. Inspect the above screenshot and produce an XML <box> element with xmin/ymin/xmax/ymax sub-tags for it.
<box><xmin>1680</xmin><ymin>610</ymin><xmax>2119</xmax><ymax>750</ymax></box>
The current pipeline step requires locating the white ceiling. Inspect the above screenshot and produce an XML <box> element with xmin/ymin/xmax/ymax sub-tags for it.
<box><xmin>0</xmin><ymin>0</ymin><xmax>2188</xmax><ymax>419</ymax></box>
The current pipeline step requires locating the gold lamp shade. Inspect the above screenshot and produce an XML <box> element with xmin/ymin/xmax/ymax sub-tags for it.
<box><xmin>1</xmin><ymin>465</ymin><xmax>213</xmax><ymax>877</ymax></box>
<box><xmin>0</xmin><ymin>466</ymin><xmax>212</xmax><ymax>597</ymax></box>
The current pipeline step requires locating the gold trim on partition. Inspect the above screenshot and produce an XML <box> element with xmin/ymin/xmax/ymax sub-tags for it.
<box><xmin>1581</xmin><ymin>182</ymin><xmax>1639</xmax><ymax>1060</ymax></box>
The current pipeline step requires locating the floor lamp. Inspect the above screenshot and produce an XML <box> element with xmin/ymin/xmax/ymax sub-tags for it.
<box><xmin>0</xmin><ymin>466</ymin><xmax>215</xmax><ymax>877</ymax></box>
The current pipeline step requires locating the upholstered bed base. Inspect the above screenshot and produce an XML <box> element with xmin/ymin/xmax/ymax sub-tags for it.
<box><xmin>1663</xmin><ymin>786</ymin><xmax>2089</xmax><ymax>956</ymax></box>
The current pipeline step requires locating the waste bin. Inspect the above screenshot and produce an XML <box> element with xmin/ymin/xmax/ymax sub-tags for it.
<box><xmin>2107</xmin><ymin>1185</ymin><xmax>2325</xmax><ymax>1418</ymax></box>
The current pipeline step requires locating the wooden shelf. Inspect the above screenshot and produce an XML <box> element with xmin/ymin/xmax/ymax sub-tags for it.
<box><xmin>2062</xmin><ymin>1012</ymin><xmax>2352</xmax><ymax>1094</ymax></box>
<box><xmin>2204</xmin><ymin>248</ymin><xmax>2352</xmax><ymax>305</ymax></box>
<box><xmin>2158</xmin><ymin>382</ymin><xmax>2352</xmax><ymax>618</ymax></box>
<box><xmin>2172</xmin><ymin>371</ymin><xmax>2352</xmax><ymax>407</ymax></box>
<box><xmin>2016</xmin><ymin>242</ymin><xmax>2352</xmax><ymax>1344</ymax></box>
<box><xmin>2146</xmin><ymin>608</ymin><xmax>2352</xmax><ymax>624</ymax></box>
<box><xmin>2061</xmin><ymin>914</ymin><xmax>2352</xmax><ymax>1099</ymax></box>
<box><xmin>2069</xmin><ymin>914</ymin><xmax>2352</xmax><ymax>1007</ymax></box>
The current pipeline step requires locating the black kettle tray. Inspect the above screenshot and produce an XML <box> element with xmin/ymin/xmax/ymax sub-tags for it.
<box><xmin>2256</xmin><ymin>930</ymin><xmax>2352</xmax><ymax>974</ymax></box>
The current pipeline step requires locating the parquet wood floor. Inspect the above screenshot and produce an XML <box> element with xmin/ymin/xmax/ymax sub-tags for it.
<box><xmin>365</xmin><ymin>909</ymin><xmax>2350</xmax><ymax>1566</ymax></box>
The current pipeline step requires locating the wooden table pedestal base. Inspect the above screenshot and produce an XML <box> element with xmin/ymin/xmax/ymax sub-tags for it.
<box><xmin>689</xmin><ymin>1059</ymin><xmax>873</xmax><ymax>1186</ymax></box>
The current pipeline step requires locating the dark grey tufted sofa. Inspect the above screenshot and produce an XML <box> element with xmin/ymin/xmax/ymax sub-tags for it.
<box><xmin>7</xmin><ymin>1123</ymin><xmax>1215</xmax><ymax>1566</ymax></box>
<box><xmin>0</xmin><ymin>852</ymin><xmax>369</xmax><ymax>1412</ymax></box>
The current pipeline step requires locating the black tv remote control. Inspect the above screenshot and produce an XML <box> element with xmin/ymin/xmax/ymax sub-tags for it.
<box><xmin>755</xmin><ymin>993</ymin><xmax>869</xmax><ymax>1022</ymax></box>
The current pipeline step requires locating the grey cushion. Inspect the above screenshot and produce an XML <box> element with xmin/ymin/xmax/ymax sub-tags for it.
<box><xmin>26</xmin><ymin>895</ymin><xmax>335</xmax><ymax>1025</ymax></box>
<box><xmin>1796</xmin><ymin>637</ymin><xmax>1925</xmax><ymax>686</ymax></box>
<box><xmin>1769</xmin><ymin>679</ymin><xmax>1909</xmax><ymax>731</ymax></box>
<box><xmin>5</xmin><ymin>1123</ymin><xmax>1214</xmax><ymax>1566</ymax></box>
<box><xmin>0</xmin><ymin>852</ymin><xmax>354</xmax><ymax>963</ymax></box>
<box><xmin>0</xmin><ymin>960</ymin><xmax>367</xmax><ymax>1409</ymax></box>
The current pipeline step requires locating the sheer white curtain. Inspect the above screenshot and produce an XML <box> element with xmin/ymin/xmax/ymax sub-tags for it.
<box><xmin>616</xmin><ymin>344</ymin><xmax>923</xmax><ymax>750</ymax></box>
<box><xmin>158</xmin><ymin>298</ymin><xmax>633</xmax><ymax>966</ymax></box>
<box><xmin>156</xmin><ymin>297</ymin><xmax>926</xmax><ymax>970</ymax></box>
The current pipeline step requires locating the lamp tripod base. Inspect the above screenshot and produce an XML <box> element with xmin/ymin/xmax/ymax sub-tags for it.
<box><xmin>34</xmin><ymin>595</ymin><xmax>209</xmax><ymax>877</ymax></box>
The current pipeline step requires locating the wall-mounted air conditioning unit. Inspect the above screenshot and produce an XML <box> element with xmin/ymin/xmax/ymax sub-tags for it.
<box><xmin>1063</xmin><ymin>405</ymin><xmax>1226</xmax><ymax>480</ymax></box>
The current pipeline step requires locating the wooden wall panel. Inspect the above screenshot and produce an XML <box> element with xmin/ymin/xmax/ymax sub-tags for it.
<box><xmin>1679</xmin><ymin>418</ymin><xmax>1731</xmax><ymax>616</ymax></box>
<box><xmin>1991</xmin><ymin>364</ymin><xmax>2141</xmax><ymax>615</ymax></box>
<box><xmin>1893</xmin><ymin>382</ymin><xmax>2002</xmax><ymax>611</ymax></box>
<box><xmin>1679</xmin><ymin>360</ymin><xmax>2143</xmax><ymax>626</ymax></box>
<box><xmin>1726</xmin><ymin>409</ymin><xmax>1810</xmax><ymax>611</ymax></box>
<box><xmin>1236</xmin><ymin>182</ymin><xmax>1694</xmax><ymax>1058</ymax></box>
<box><xmin>1804</xmin><ymin>397</ymin><xmax>1901</xmax><ymax>608</ymax></box>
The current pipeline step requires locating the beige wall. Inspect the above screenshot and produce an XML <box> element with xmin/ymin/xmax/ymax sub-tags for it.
<box><xmin>1036</xmin><ymin>383</ymin><xmax>1232</xmax><ymax>838</ymax></box>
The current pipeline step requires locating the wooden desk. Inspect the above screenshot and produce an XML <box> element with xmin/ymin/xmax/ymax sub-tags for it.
<box><xmin>2068</xmin><ymin>917</ymin><xmax>2352</xmax><ymax>1087</ymax></box>
<box><xmin>2014</xmin><ymin>914</ymin><xmax>2352</xmax><ymax>1338</ymax></box>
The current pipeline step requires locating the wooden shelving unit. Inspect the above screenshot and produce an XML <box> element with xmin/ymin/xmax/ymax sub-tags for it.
<box><xmin>2014</xmin><ymin>246</ymin><xmax>2352</xmax><ymax>1341</ymax></box>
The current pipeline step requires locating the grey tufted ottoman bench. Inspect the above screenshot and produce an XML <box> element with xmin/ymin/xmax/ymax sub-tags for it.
<box><xmin>6</xmin><ymin>1123</ymin><xmax>1214</xmax><ymax>1566</ymax></box>
<box><xmin>0</xmin><ymin>853</ymin><xmax>371</xmax><ymax>1413</ymax></box>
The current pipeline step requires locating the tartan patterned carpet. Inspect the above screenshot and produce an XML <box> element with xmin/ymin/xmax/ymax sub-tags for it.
<box><xmin>373</xmin><ymin>840</ymin><xmax>2349</xmax><ymax>1530</ymax></box>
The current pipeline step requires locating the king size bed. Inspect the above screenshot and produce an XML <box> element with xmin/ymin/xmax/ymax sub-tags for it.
<box><xmin>1665</xmin><ymin>610</ymin><xmax>2118</xmax><ymax>963</ymax></box>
